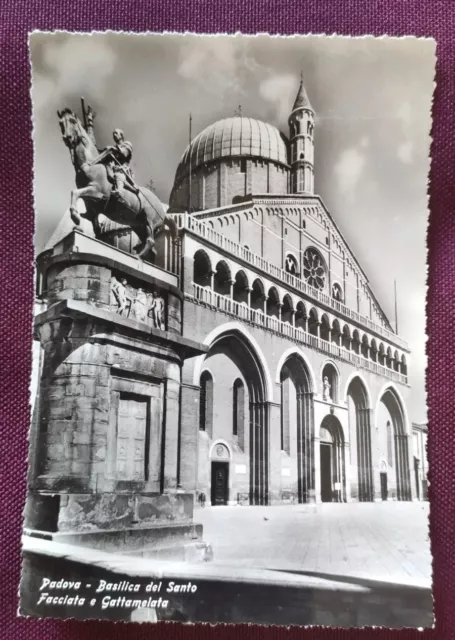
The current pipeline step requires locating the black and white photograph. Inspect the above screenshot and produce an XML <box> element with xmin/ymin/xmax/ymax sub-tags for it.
<box><xmin>21</xmin><ymin>32</ymin><xmax>435</xmax><ymax>628</ymax></box>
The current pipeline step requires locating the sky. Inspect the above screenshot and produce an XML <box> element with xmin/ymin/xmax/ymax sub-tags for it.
<box><xmin>30</xmin><ymin>32</ymin><xmax>435</xmax><ymax>422</ymax></box>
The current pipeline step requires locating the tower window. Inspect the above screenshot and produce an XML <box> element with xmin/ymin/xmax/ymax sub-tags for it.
<box><xmin>296</xmin><ymin>121</ymin><xmax>301</xmax><ymax>135</ymax></box>
<box><xmin>240</xmin><ymin>159</ymin><xmax>247</xmax><ymax>173</ymax></box>
<box><xmin>300</xmin><ymin>152</ymin><xmax>304</xmax><ymax>160</ymax></box>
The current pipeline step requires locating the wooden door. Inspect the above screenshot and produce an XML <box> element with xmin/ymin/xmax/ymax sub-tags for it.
<box><xmin>320</xmin><ymin>443</ymin><xmax>332</xmax><ymax>502</ymax></box>
<box><xmin>211</xmin><ymin>462</ymin><xmax>229</xmax><ymax>505</ymax></box>
<box><xmin>380</xmin><ymin>471</ymin><xmax>388</xmax><ymax>501</ymax></box>
<box><xmin>116</xmin><ymin>395</ymin><xmax>148</xmax><ymax>481</ymax></box>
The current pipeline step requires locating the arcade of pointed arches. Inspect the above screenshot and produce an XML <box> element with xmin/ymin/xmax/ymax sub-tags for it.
<box><xmin>192</xmin><ymin>249</ymin><xmax>408</xmax><ymax>379</ymax></box>
<box><xmin>194</xmin><ymin>323</ymin><xmax>412</xmax><ymax>506</ymax></box>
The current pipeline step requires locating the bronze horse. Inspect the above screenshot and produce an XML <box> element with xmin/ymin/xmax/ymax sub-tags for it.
<box><xmin>57</xmin><ymin>108</ymin><xmax>166</xmax><ymax>260</ymax></box>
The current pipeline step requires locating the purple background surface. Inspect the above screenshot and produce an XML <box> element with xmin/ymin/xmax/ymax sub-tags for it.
<box><xmin>0</xmin><ymin>1</ymin><xmax>452</xmax><ymax>638</ymax></box>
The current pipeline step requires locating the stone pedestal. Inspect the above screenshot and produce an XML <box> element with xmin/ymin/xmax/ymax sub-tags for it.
<box><xmin>26</xmin><ymin>230</ymin><xmax>210</xmax><ymax>560</ymax></box>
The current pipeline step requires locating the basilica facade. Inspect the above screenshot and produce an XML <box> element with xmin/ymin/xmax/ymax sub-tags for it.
<box><xmin>164</xmin><ymin>77</ymin><xmax>415</xmax><ymax>506</ymax></box>
<box><xmin>30</xmin><ymin>78</ymin><xmax>419</xmax><ymax>531</ymax></box>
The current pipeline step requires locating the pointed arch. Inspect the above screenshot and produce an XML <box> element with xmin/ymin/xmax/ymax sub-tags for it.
<box><xmin>214</xmin><ymin>259</ymin><xmax>232</xmax><ymax>295</ymax></box>
<box><xmin>377</xmin><ymin>384</ymin><xmax>411</xmax><ymax>501</ymax></box>
<box><xmin>193</xmin><ymin>249</ymin><xmax>212</xmax><ymax>286</ymax></box>
<box><xmin>347</xmin><ymin>375</ymin><xmax>374</xmax><ymax>502</ymax></box>
<box><xmin>193</xmin><ymin>322</ymin><xmax>273</xmax><ymax>402</ymax></box>
<box><xmin>278</xmin><ymin>350</ymin><xmax>315</xmax><ymax>503</ymax></box>
<box><xmin>320</xmin><ymin>313</ymin><xmax>331</xmax><ymax>342</ymax></box>
<box><xmin>233</xmin><ymin>269</ymin><xmax>249</xmax><ymax>304</ymax></box>
<box><xmin>193</xmin><ymin>323</ymin><xmax>272</xmax><ymax>505</ymax></box>
<box><xmin>342</xmin><ymin>324</ymin><xmax>351</xmax><ymax>350</ymax></box>
<box><xmin>282</xmin><ymin>293</ymin><xmax>294</xmax><ymax>324</ymax></box>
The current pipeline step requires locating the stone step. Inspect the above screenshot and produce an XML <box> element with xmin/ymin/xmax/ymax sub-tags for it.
<box><xmin>124</xmin><ymin>540</ymin><xmax>213</xmax><ymax>563</ymax></box>
<box><xmin>27</xmin><ymin>523</ymin><xmax>204</xmax><ymax>555</ymax></box>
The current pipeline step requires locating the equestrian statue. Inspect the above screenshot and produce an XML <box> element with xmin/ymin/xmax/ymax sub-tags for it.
<box><xmin>57</xmin><ymin>99</ymin><xmax>168</xmax><ymax>260</ymax></box>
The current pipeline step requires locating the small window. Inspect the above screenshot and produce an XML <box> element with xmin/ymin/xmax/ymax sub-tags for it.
<box><xmin>332</xmin><ymin>282</ymin><xmax>343</xmax><ymax>302</ymax></box>
<box><xmin>199</xmin><ymin>371</ymin><xmax>213</xmax><ymax>435</ymax></box>
<box><xmin>300</xmin><ymin>152</ymin><xmax>304</xmax><ymax>160</ymax></box>
<box><xmin>240</xmin><ymin>159</ymin><xmax>247</xmax><ymax>173</ymax></box>
<box><xmin>285</xmin><ymin>254</ymin><xmax>298</xmax><ymax>275</ymax></box>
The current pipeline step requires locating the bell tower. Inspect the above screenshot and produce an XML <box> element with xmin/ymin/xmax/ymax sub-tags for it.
<box><xmin>288</xmin><ymin>73</ymin><xmax>315</xmax><ymax>194</ymax></box>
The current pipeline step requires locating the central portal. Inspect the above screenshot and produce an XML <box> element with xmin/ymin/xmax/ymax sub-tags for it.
<box><xmin>211</xmin><ymin>461</ymin><xmax>229</xmax><ymax>505</ymax></box>
<box><xmin>319</xmin><ymin>415</ymin><xmax>345</xmax><ymax>503</ymax></box>
<box><xmin>320</xmin><ymin>443</ymin><xmax>332</xmax><ymax>502</ymax></box>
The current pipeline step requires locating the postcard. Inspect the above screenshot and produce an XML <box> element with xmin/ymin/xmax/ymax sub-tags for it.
<box><xmin>20</xmin><ymin>31</ymin><xmax>435</xmax><ymax>628</ymax></box>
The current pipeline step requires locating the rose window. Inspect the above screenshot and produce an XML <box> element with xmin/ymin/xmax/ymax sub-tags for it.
<box><xmin>303</xmin><ymin>248</ymin><xmax>326</xmax><ymax>290</ymax></box>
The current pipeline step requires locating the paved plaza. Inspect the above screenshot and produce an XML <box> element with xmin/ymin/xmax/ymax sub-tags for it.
<box><xmin>195</xmin><ymin>502</ymin><xmax>431</xmax><ymax>587</ymax></box>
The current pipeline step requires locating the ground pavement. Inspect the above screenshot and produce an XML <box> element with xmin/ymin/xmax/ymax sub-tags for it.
<box><xmin>195</xmin><ymin>501</ymin><xmax>431</xmax><ymax>587</ymax></box>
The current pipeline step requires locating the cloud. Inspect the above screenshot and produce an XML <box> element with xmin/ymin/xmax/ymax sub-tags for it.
<box><xmin>334</xmin><ymin>147</ymin><xmax>366</xmax><ymax>197</ymax></box>
<box><xmin>397</xmin><ymin>141</ymin><xmax>414</xmax><ymax>164</ymax></box>
<box><xmin>177</xmin><ymin>37</ymin><xmax>243</xmax><ymax>100</ymax></box>
<box><xmin>258</xmin><ymin>73</ymin><xmax>297</xmax><ymax>124</ymax></box>
<box><xmin>31</xmin><ymin>34</ymin><xmax>117</xmax><ymax>113</ymax></box>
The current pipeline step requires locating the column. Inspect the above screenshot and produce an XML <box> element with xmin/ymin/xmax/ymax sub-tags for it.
<box><xmin>297</xmin><ymin>391</ymin><xmax>315</xmax><ymax>503</ymax></box>
<box><xmin>262</xmin><ymin>294</ymin><xmax>268</xmax><ymax>315</ymax></box>
<box><xmin>229</xmin><ymin>279</ymin><xmax>235</xmax><ymax>299</ymax></box>
<box><xmin>178</xmin><ymin>383</ymin><xmax>200</xmax><ymax>491</ymax></box>
<box><xmin>162</xmin><ymin>377</ymin><xmax>180</xmax><ymax>490</ymax></box>
<box><xmin>316</xmin><ymin>321</ymin><xmax>321</xmax><ymax>339</ymax></box>
<box><xmin>209</xmin><ymin>270</ymin><xmax>215</xmax><ymax>290</ymax></box>
<box><xmin>246</xmin><ymin>287</ymin><xmax>252</xmax><ymax>308</ymax></box>
<box><xmin>314</xmin><ymin>430</ymin><xmax>321</xmax><ymax>503</ymax></box>
<box><xmin>277</xmin><ymin>302</ymin><xmax>283</xmax><ymax>322</ymax></box>
<box><xmin>249</xmin><ymin>401</ymin><xmax>270</xmax><ymax>505</ymax></box>
<box><xmin>291</xmin><ymin>309</ymin><xmax>296</xmax><ymax>327</ymax></box>
<box><xmin>357</xmin><ymin>408</ymin><xmax>374</xmax><ymax>501</ymax></box>
<box><xmin>344</xmin><ymin>441</ymin><xmax>352</xmax><ymax>501</ymax></box>
<box><xmin>268</xmin><ymin>397</ymin><xmax>282</xmax><ymax>504</ymax></box>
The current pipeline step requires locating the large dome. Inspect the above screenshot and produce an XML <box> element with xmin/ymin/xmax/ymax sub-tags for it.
<box><xmin>177</xmin><ymin>117</ymin><xmax>289</xmax><ymax>175</ymax></box>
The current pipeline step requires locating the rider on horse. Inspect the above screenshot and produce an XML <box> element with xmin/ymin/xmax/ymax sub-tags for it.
<box><xmin>93</xmin><ymin>128</ymin><xmax>140</xmax><ymax>196</ymax></box>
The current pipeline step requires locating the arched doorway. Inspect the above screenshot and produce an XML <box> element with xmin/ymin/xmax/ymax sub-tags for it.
<box><xmin>279</xmin><ymin>354</ymin><xmax>315</xmax><ymax>503</ymax></box>
<box><xmin>198</xmin><ymin>330</ymin><xmax>269</xmax><ymax>505</ymax></box>
<box><xmin>320</xmin><ymin>415</ymin><xmax>345</xmax><ymax>502</ymax></box>
<box><xmin>210</xmin><ymin>442</ymin><xmax>231</xmax><ymax>506</ymax></box>
<box><xmin>347</xmin><ymin>377</ymin><xmax>374</xmax><ymax>501</ymax></box>
<box><xmin>379</xmin><ymin>387</ymin><xmax>411</xmax><ymax>501</ymax></box>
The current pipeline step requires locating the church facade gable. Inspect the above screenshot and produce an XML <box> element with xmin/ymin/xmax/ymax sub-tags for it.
<box><xmin>193</xmin><ymin>195</ymin><xmax>392</xmax><ymax>332</ymax></box>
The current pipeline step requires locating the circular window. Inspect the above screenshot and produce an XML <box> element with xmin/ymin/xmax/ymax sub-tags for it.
<box><xmin>303</xmin><ymin>248</ymin><xmax>326</xmax><ymax>290</ymax></box>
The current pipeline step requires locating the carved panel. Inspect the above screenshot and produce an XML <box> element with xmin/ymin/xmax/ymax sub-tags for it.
<box><xmin>110</xmin><ymin>275</ymin><xmax>166</xmax><ymax>330</ymax></box>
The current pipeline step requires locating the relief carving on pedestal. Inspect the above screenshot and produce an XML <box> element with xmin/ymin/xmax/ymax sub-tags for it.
<box><xmin>110</xmin><ymin>275</ymin><xmax>165</xmax><ymax>330</ymax></box>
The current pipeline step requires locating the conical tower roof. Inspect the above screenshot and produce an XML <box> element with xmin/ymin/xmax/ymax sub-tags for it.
<box><xmin>292</xmin><ymin>75</ymin><xmax>313</xmax><ymax>112</ymax></box>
